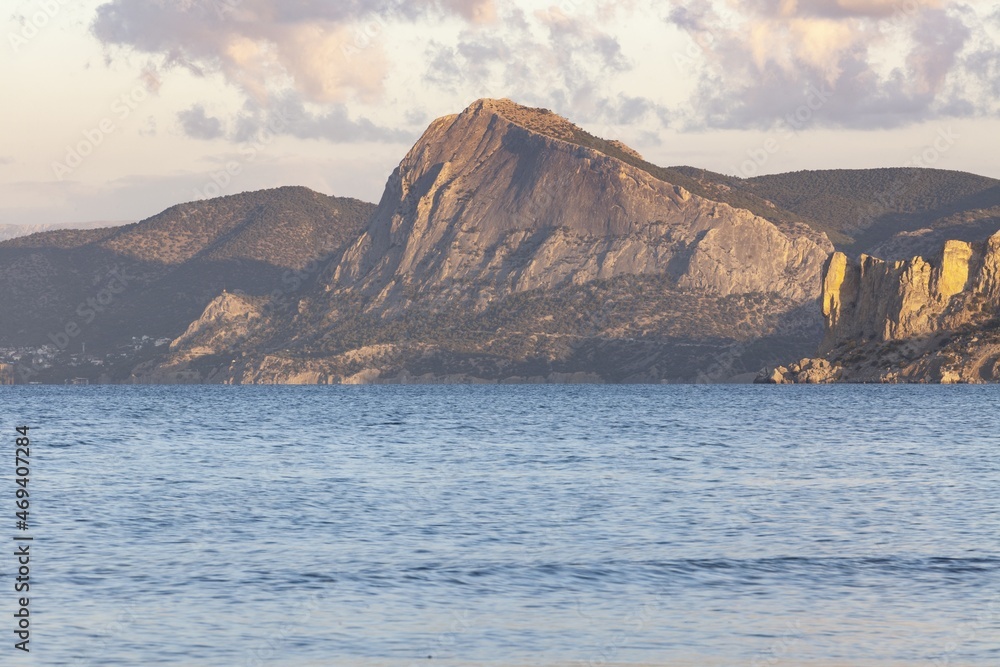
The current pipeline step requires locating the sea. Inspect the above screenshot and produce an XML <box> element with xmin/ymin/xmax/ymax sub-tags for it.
<box><xmin>2</xmin><ymin>385</ymin><xmax>998</xmax><ymax>666</ymax></box>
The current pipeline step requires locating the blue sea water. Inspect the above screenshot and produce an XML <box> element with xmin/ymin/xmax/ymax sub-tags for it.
<box><xmin>1</xmin><ymin>385</ymin><xmax>998</xmax><ymax>667</ymax></box>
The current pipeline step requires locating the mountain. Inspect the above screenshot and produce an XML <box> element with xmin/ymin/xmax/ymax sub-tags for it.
<box><xmin>0</xmin><ymin>187</ymin><xmax>375</xmax><ymax>356</ymax></box>
<box><xmin>334</xmin><ymin>99</ymin><xmax>830</xmax><ymax>307</ymax></box>
<box><xmin>758</xmin><ymin>231</ymin><xmax>1000</xmax><ymax>383</ymax></box>
<box><xmin>0</xmin><ymin>220</ymin><xmax>132</xmax><ymax>243</ymax></box>
<box><xmin>148</xmin><ymin>99</ymin><xmax>833</xmax><ymax>384</ymax></box>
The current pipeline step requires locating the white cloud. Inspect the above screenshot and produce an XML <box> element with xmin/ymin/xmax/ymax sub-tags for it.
<box><xmin>667</xmin><ymin>0</ymin><xmax>999</xmax><ymax>129</ymax></box>
<box><xmin>93</xmin><ymin>2</ymin><xmax>388</xmax><ymax>103</ymax></box>
<box><xmin>91</xmin><ymin>0</ymin><xmax>499</xmax><ymax>139</ymax></box>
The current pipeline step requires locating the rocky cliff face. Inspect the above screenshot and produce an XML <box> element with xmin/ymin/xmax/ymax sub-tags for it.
<box><xmin>762</xmin><ymin>230</ymin><xmax>1000</xmax><ymax>383</ymax></box>
<box><xmin>331</xmin><ymin>99</ymin><xmax>832</xmax><ymax>312</ymax></box>
<box><xmin>822</xmin><ymin>231</ymin><xmax>1000</xmax><ymax>351</ymax></box>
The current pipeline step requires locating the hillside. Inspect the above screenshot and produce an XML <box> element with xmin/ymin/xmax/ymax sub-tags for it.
<box><xmin>0</xmin><ymin>187</ymin><xmax>375</xmax><ymax>352</ymax></box>
<box><xmin>667</xmin><ymin>167</ymin><xmax>1000</xmax><ymax>256</ymax></box>
<box><xmin>743</xmin><ymin>169</ymin><xmax>1000</xmax><ymax>254</ymax></box>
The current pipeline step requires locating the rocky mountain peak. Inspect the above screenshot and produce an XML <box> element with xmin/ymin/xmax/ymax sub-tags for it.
<box><xmin>468</xmin><ymin>98</ymin><xmax>589</xmax><ymax>144</ymax></box>
<box><xmin>332</xmin><ymin>99</ymin><xmax>832</xmax><ymax>313</ymax></box>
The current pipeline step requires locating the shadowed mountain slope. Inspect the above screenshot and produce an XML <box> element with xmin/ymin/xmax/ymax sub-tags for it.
<box><xmin>0</xmin><ymin>187</ymin><xmax>375</xmax><ymax>349</ymax></box>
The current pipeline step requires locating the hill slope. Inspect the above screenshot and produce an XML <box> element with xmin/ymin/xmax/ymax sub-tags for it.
<box><xmin>0</xmin><ymin>220</ymin><xmax>132</xmax><ymax>243</ymax></box>
<box><xmin>0</xmin><ymin>187</ymin><xmax>375</xmax><ymax>351</ymax></box>
<box><xmin>669</xmin><ymin>167</ymin><xmax>1000</xmax><ymax>256</ymax></box>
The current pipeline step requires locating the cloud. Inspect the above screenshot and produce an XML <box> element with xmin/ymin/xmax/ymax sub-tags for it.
<box><xmin>90</xmin><ymin>0</ymin><xmax>998</xmax><ymax>137</ymax></box>
<box><xmin>422</xmin><ymin>3</ymin><xmax>667</xmax><ymax>127</ymax></box>
<box><xmin>667</xmin><ymin>0</ymin><xmax>999</xmax><ymax>129</ymax></box>
<box><xmin>178</xmin><ymin>105</ymin><xmax>224</xmax><ymax>140</ymax></box>
<box><xmin>92</xmin><ymin>1</ymin><xmax>496</xmax><ymax>103</ymax></box>
<box><xmin>92</xmin><ymin>0</ymin><xmax>498</xmax><ymax>141</ymax></box>
<box><xmin>440</xmin><ymin>0</ymin><xmax>496</xmax><ymax>23</ymax></box>
<box><xmin>231</xmin><ymin>95</ymin><xmax>414</xmax><ymax>143</ymax></box>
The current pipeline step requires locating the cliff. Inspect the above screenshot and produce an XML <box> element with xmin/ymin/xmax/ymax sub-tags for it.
<box><xmin>821</xmin><ymin>231</ymin><xmax>1000</xmax><ymax>351</ymax></box>
<box><xmin>760</xmin><ymin>230</ymin><xmax>1000</xmax><ymax>383</ymax></box>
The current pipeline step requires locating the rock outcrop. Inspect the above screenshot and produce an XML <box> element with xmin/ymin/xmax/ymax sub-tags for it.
<box><xmin>755</xmin><ymin>358</ymin><xmax>843</xmax><ymax>384</ymax></box>
<box><xmin>130</xmin><ymin>291</ymin><xmax>266</xmax><ymax>384</ymax></box>
<box><xmin>779</xmin><ymin>230</ymin><xmax>1000</xmax><ymax>383</ymax></box>
<box><xmin>168</xmin><ymin>290</ymin><xmax>264</xmax><ymax>358</ymax></box>
<box><xmin>821</xmin><ymin>231</ymin><xmax>1000</xmax><ymax>352</ymax></box>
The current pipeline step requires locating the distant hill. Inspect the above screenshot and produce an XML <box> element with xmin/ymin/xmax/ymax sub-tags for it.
<box><xmin>0</xmin><ymin>220</ymin><xmax>132</xmax><ymax>243</ymax></box>
<box><xmin>0</xmin><ymin>187</ymin><xmax>375</xmax><ymax>350</ymax></box>
<box><xmin>670</xmin><ymin>167</ymin><xmax>1000</xmax><ymax>256</ymax></box>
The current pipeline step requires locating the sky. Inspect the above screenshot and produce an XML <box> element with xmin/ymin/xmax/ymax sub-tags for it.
<box><xmin>2</xmin><ymin>0</ymin><xmax>999</xmax><ymax>225</ymax></box>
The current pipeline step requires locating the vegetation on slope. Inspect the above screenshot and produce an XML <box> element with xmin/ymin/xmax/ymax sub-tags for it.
<box><xmin>742</xmin><ymin>168</ymin><xmax>1000</xmax><ymax>251</ymax></box>
<box><xmin>0</xmin><ymin>187</ymin><xmax>376</xmax><ymax>349</ymax></box>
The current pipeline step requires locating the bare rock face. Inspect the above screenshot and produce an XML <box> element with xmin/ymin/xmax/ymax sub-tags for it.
<box><xmin>131</xmin><ymin>291</ymin><xmax>265</xmax><ymax>384</ymax></box>
<box><xmin>820</xmin><ymin>232</ymin><xmax>1000</xmax><ymax>352</ymax></box>
<box><xmin>791</xmin><ymin>229</ymin><xmax>1000</xmax><ymax>383</ymax></box>
<box><xmin>152</xmin><ymin>99</ymin><xmax>838</xmax><ymax>385</ymax></box>
<box><xmin>331</xmin><ymin>99</ymin><xmax>832</xmax><ymax>311</ymax></box>
<box><xmin>169</xmin><ymin>290</ymin><xmax>263</xmax><ymax>358</ymax></box>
